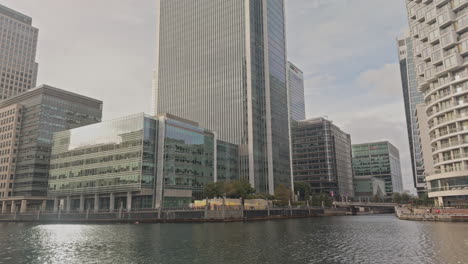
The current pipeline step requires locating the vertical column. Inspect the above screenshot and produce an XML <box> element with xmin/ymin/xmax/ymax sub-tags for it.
<box><xmin>41</xmin><ymin>200</ymin><xmax>47</xmax><ymax>211</ymax></box>
<box><xmin>53</xmin><ymin>197</ymin><xmax>58</xmax><ymax>213</ymax></box>
<box><xmin>127</xmin><ymin>192</ymin><xmax>132</xmax><ymax>212</ymax></box>
<box><xmin>66</xmin><ymin>196</ymin><xmax>71</xmax><ymax>213</ymax></box>
<box><xmin>438</xmin><ymin>197</ymin><xmax>444</xmax><ymax>207</ymax></box>
<box><xmin>1</xmin><ymin>201</ymin><xmax>6</xmax><ymax>214</ymax></box>
<box><xmin>11</xmin><ymin>201</ymin><xmax>16</xmax><ymax>214</ymax></box>
<box><xmin>109</xmin><ymin>193</ymin><xmax>115</xmax><ymax>213</ymax></box>
<box><xmin>154</xmin><ymin>118</ymin><xmax>166</xmax><ymax>209</ymax></box>
<box><xmin>94</xmin><ymin>193</ymin><xmax>99</xmax><ymax>213</ymax></box>
<box><xmin>79</xmin><ymin>195</ymin><xmax>85</xmax><ymax>213</ymax></box>
<box><xmin>20</xmin><ymin>200</ymin><xmax>27</xmax><ymax>214</ymax></box>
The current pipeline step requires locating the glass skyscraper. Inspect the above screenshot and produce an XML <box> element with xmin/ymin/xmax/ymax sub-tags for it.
<box><xmin>287</xmin><ymin>61</ymin><xmax>306</xmax><ymax>121</ymax></box>
<box><xmin>153</xmin><ymin>0</ymin><xmax>292</xmax><ymax>194</ymax></box>
<box><xmin>397</xmin><ymin>34</ymin><xmax>426</xmax><ymax>195</ymax></box>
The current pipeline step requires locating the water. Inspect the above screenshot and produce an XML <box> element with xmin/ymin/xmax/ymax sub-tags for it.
<box><xmin>0</xmin><ymin>215</ymin><xmax>466</xmax><ymax>264</ymax></box>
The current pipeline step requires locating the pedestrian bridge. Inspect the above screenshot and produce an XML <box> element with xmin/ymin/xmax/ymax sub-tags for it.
<box><xmin>333</xmin><ymin>201</ymin><xmax>396</xmax><ymax>208</ymax></box>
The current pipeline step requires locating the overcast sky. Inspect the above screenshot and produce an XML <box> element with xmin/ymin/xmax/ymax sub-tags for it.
<box><xmin>2</xmin><ymin>0</ymin><xmax>415</xmax><ymax>193</ymax></box>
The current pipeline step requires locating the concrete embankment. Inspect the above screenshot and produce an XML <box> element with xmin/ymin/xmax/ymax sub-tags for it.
<box><xmin>0</xmin><ymin>208</ymin><xmax>326</xmax><ymax>224</ymax></box>
<box><xmin>395</xmin><ymin>206</ymin><xmax>468</xmax><ymax>222</ymax></box>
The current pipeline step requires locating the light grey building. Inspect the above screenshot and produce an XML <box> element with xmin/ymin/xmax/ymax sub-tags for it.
<box><xmin>287</xmin><ymin>61</ymin><xmax>306</xmax><ymax>121</ymax></box>
<box><xmin>153</xmin><ymin>0</ymin><xmax>292</xmax><ymax>195</ymax></box>
<box><xmin>406</xmin><ymin>0</ymin><xmax>468</xmax><ymax>206</ymax></box>
<box><xmin>291</xmin><ymin>118</ymin><xmax>354</xmax><ymax>197</ymax></box>
<box><xmin>397</xmin><ymin>33</ymin><xmax>426</xmax><ymax>195</ymax></box>
<box><xmin>0</xmin><ymin>4</ymin><xmax>39</xmax><ymax>100</ymax></box>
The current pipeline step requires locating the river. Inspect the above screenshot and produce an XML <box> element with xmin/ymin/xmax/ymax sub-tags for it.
<box><xmin>0</xmin><ymin>215</ymin><xmax>466</xmax><ymax>264</ymax></box>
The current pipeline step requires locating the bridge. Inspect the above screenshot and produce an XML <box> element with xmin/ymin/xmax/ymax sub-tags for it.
<box><xmin>333</xmin><ymin>202</ymin><xmax>396</xmax><ymax>208</ymax></box>
<box><xmin>332</xmin><ymin>202</ymin><xmax>396</xmax><ymax>214</ymax></box>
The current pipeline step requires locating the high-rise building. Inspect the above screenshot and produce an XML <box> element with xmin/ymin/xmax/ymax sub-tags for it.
<box><xmin>0</xmin><ymin>4</ymin><xmax>39</xmax><ymax>100</ymax></box>
<box><xmin>398</xmin><ymin>33</ymin><xmax>426</xmax><ymax>196</ymax></box>
<box><xmin>47</xmin><ymin>113</ymin><xmax>239</xmax><ymax>211</ymax></box>
<box><xmin>416</xmin><ymin>103</ymin><xmax>435</xmax><ymax>178</ymax></box>
<box><xmin>405</xmin><ymin>0</ymin><xmax>468</xmax><ymax>206</ymax></box>
<box><xmin>0</xmin><ymin>85</ymin><xmax>102</xmax><ymax>213</ymax></box>
<box><xmin>287</xmin><ymin>62</ymin><xmax>306</xmax><ymax>121</ymax></box>
<box><xmin>291</xmin><ymin>118</ymin><xmax>354</xmax><ymax>197</ymax></box>
<box><xmin>153</xmin><ymin>0</ymin><xmax>292</xmax><ymax>195</ymax></box>
<box><xmin>352</xmin><ymin>141</ymin><xmax>404</xmax><ymax>196</ymax></box>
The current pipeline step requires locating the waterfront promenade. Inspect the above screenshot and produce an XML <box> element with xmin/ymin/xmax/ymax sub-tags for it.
<box><xmin>395</xmin><ymin>206</ymin><xmax>468</xmax><ymax>222</ymax></box>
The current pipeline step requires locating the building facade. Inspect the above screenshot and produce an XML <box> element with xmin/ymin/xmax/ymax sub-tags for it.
<box><xmin>287</xmin><ymin>61</ymin><xmax>306</xmax><ymax>121</ymax></box>
<box><xmin>0</xmin><ymin>85</ymin><xmax>102</xmax><ymax>213</ymax></box>
<box><xmin>153</xmin><ymin>0</ymin><xmax>292</xmax><ymax>195</ymax></box>
<box><xmin>48</xmin><ymin>113</ymin><xmax>239</xmax><ymax>211</ymax></box>
<box><xmin>291</xmin><ymin>118</ymin><xmax>354</xmax><ymax>198</ymax></box>
<box><xmin>398</xmin><ymin>33</ymin><xmax>426</xmax><ymax>195</ymax></box>
<box><xmin>353</xmin><ymin>177</ymin><xmax>387</xmax><ymax>200</ymax></box>
<box><xmin>352</xmin><ymin>141</ymin><xmax>404</xmax><ymax>196</ymax></box>
<box><xmin>406</xmin><ymin>0</ymin><xmax>468</xmax><ymax>206</ymax></box>
<box><xmin>0</xmin><ymin>4</ymin><xmax>39</xmax><ymax>100</ymax></box>
<box><xmin>416</xmin><ymin>103</ymin><xmax>435</xmax><ymax>178</ymax></box>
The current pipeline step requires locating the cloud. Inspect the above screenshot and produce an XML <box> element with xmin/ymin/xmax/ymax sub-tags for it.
<box><xmin>357</xmin><ymin>63</ymin><xmax>403</xmax><ymax>96</ymax></box>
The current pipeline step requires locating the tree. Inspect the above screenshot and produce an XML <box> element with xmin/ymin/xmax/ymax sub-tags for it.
<box><xmin>274</xmin><ymin>184</ymin><xmax>292</xmax><ymax>206</ymax></box>
<box><xmin>294</xmin><ymin>182</ymin><xmax>311</xmax><ymax>201</ymax></box>
<box><xmin>393</xmin><ymin>192</ymin><xmax>402</xmax><ymax>204</ymax></box>
<box><xmin>203</xmin><ymin>182</ymin><xmax>224</xmax><ymax>198</ymax></box>
<box><xmin>224</xmin><ymin>180</ymin><xmax>255</xmax><ymax>199</ymax></box>
<box><xmin>401</xmin><ymin>192</ymin><xmax>411</xmax><ymax>204</ymax></box>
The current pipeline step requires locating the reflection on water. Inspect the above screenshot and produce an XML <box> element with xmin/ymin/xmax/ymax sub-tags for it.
<box><xmin>0</xmin><ymin>215</ymin><xmax>466</xmax><ymax>264</ymax></box>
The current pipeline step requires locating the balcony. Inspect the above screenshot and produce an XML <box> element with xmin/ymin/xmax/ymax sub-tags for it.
<box><xmin>438</xmin><ymin>9</ymin><xmax>456</xmax><ymax>28</ymax></box>
<box><xmin>434</xmin><ymin>0</ymin><xmax>450</xmax><ymax>7</ymax></box>
<box><xmin>431</xmin><ymin>49</ymin><xmax>443</xmax><ymax>65</ymax></box>
<box><xmin>416</xmin><ymin>7</ymin><xmax>426</xmax><ymax>22</ymax></box>
<box><xmin>426</xmin><ymin>7</ymin><xmax>438</xmax><ymax>24</ymax></box>
<box><xmin>456</xmin><ymin>15</ymin><xmax>468</xmax><ymax>33</ymax></box>
<box><xmin>444</xmin><ymin>53</ymin><xmax>463</xmax><ymax>72</ymax></box>
<box><xmin>429</xmin><ymin>184</ymin><xmax>468</xmax><ymax>193</ymax></box>
<box><xmin>440</xmin><ymin>31</ymin><xmax>458</xmax><ymax>50</ymax></box>
<box><xmin>422</xmin><ymin>46</ymin><xmax>432</xmax><ymax>61</ymax></box>
<box><xmin>453</xmin><ymin>0</ymin><xmax>468</xmax><ymax>11</ymax></box>
<box><xmin>428</xmin><ymin>28</ymin><xmax>440</xmax><ymax>44</ymax></box>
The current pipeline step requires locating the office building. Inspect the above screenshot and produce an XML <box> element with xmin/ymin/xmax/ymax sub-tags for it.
<box><xmin>0</xmin><ymin>85</ymin><xmax>102</xmax><ymax>213</ymax></box>
<box><xmin>48</xmin><ymin>113</ymin><xmax>239</xmax><ymax>211</ymax></box>
<box><xmin>352</xmin><ymin>141</ymin><xmax>404</xmax><ymax>196</ymax></box>
<box><xmin>153</xmin><ymin>0</ymin><xmax>292</xmax><ymax>195</ymax></box>
<box><xmin>398</xmin><ymin>33</ymin><xmax>426</xmax><ymax>195</ymax></box>
<box><xmin>353</xmin><ymin>177</ymin><xmax>387</xmax><ymax>200</ymax></box>
<box><xmin>291</xmin><ymin>118</ymin><xmax>354</xmax><ymax>197</ymax></box>
<box><xmin>406</xmin><ymin>0</ymin><xmax>468</xmax><ymax>206</ymax></box>
<box><xmin>287</xmin><ymin>62</ymin><xmax>306</xmax><ymax>121</ymax></box>
<box><xmin>0</xmin><ymin>4</ymin><xmax>39</xmax><ymax>100</ymax></box>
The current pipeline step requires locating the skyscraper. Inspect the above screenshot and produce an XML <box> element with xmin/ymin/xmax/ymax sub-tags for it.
<box><xmin>405</xmin><ymin>0</ymin><xmax>468</xmax><ymax>206</ymax></box>
<box><xmin>287</xmin><ymin>61</ymin><xmax>306</xmax><ymax>121</ymax></box>
<box><xmin>397</xmin><ymin>33</ymin><xmax>426</xmax><ymax>195</ymax></box>
<box><xmin>153</xmin><ymin>0</ymin><xmax>292</xmax><ymax>195</ymax></box>
<box><xmin>291</xmin><ymin>118</ymin><xmax>354</xmax><ymax>197</ymax></box>
<box><xmin>0</xmin><ymin>4</ymin><xmax>39</xmax><ymax>100</ymax></box>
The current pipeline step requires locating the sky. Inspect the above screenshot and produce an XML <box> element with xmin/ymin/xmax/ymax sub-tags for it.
<box><xmin>2</xmin><ymin>0</ymin><xmax>415</xmax><ymax>193</ymax></box>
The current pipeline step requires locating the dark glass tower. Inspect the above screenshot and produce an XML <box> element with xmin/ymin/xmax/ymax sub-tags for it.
<box><xmin>397</xmin><ymin>34</ymin><xmax>425</xmax><ymax>195</ymax></box>
<box><xmin>154</xmin><ymin>0</ymin><xmax>292</xmax><ymax>194</ymax></box>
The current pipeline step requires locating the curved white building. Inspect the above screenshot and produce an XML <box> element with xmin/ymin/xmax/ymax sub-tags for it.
<box><xmin>406</xmin><ymin>0</ymin><xmax>468</xmax><ymax>206</ymax></box>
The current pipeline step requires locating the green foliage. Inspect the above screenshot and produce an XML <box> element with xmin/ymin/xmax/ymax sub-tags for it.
<box><xmin>294</xmin><ymin>182</ymin><xmax>311</xmax><ymax>201</ymax></box>
<box><xmin>401</xmin><ymin>192</ymin><xmax>411</xmax><ymax>203</ymax></box>
<box><xmin>392</xmin><ymin>192</ymin><xmax>402</xmax><ymax>204</ymax></box>
<box><xmin>309</xmin><ymin>193</ymin><xmax>333</xmax><ymax>207</ymax></box>
<box><xmin>202</xmin><ymin>180</ymin><xmax>255</xmax><ymax>199</ymax></box>
<box><xmin>274</xmin><ymin>184</ymin><xmax>292</xmax><ymax>206</ymax></box>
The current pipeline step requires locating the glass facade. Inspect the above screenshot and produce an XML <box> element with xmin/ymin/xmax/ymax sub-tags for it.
<box><xmin>0</xmin><ymin>4</ymin><xmax>39</xmax><ymax>100</ymax></box>
<box><xmin>352</xmin><ymin>142</ymin><xmax>403</xmax><ymax>195</ymax></box>
<box><xmin>0</xmin><ymin>85</ymin><xmax>103</xmax><ymax>198</ymax></box>
<box><xmin>291</xmin><ymin>118</ymin><xmax>354</xmax><ymax>197</ymax></box>
<box><xmin>154</xmin><ymin>0</ymin><xmax>291</xmax><ymax>194</ymax></box>
<box><xmin>398</xmin><ymin>35</ymin><xmax>425</xmax><ymax>194</ymax></box>
<box><xmin>48</xmin><ymin>113</ymin><xmax>239</xmax><ymax>209</ymax></box>
<box><xmin>287</xmin><ymin>62</ymin><xmax>306</xmax><ymax>121</ymax></box>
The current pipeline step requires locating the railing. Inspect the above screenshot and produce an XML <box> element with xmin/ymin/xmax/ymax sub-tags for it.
<box><xmin>429</xmin><ymin>184</ymin><xmax>468</xmax><ymax>193</ymax></box>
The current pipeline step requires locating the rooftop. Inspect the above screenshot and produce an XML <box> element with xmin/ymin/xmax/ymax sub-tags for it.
<box><xmin>0</xmin><ymin>4</ymin><xmax>33</xmax><ymax>25</ymax></box>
